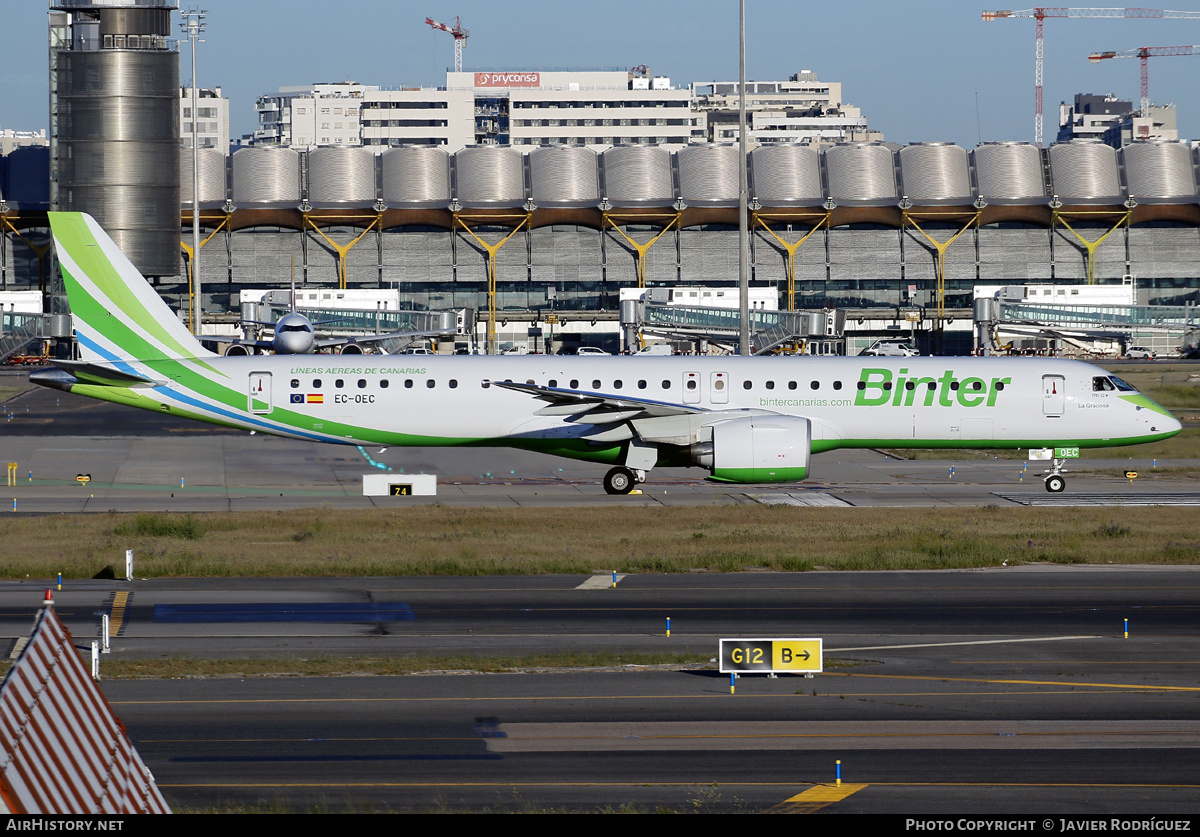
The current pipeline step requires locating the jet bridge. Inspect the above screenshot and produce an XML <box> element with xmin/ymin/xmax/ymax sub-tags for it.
<box><xmin>975</xmin><ymin>297</ymin><xmax>1199</xmax><ymax>356</ymax></box>
<box><xmin>627</xmin><ymin>301</ymin><xmax>845</xmax><ymax>355</ymax></box>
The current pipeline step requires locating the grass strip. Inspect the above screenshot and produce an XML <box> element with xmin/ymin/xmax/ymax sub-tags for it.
<box><xmin>7</xmin><ymin>505</ymin><xmax>1200</xmax><ymax>579</ymax></box>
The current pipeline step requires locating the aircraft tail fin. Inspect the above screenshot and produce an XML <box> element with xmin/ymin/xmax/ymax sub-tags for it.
<box><xmin>48</xmin><ymin>212</ymin><xmax>214</xmax><ymax>362</ymax></box>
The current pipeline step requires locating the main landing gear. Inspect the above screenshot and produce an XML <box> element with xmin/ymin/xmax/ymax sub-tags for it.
<box><xmin>603</xmin><ymin>466</ymin><xmax>646</xmax><ymax>495</ymax></box>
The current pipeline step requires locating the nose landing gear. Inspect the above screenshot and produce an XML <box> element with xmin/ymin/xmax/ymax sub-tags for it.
<box><xmin>1044</xmin><ymin>458</ymin><xmax>1067</xmax><ymax>493</ymax></box>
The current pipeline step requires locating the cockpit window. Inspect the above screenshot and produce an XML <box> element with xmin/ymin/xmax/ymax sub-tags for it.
<box><xmin>1109</xmin><ymin>376</ymin><xmax>1136</xmax><ymax>392</ymax></box>
<box><xmin>1092</xmin><ymin>376</ymin><xmax>1115</xmax><ymax>392</ymax></box>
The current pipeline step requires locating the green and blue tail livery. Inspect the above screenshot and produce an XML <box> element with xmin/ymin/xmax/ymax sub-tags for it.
<box><xmin>49</xmin><ymin>212</ymin><xmax>213</xmax><ymax>363</ymax></box>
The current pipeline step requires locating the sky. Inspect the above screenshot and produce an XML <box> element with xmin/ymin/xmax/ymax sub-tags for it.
<box><xmin>4</xmin><ymin>0</ymin><xmax>1200</xmax><ymax>148</ymax></box>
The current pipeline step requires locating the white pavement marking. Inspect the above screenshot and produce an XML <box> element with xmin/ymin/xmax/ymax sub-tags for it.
<box><xmin>753</xmin><ymin>492</ymin><xmax>851</xmax><ymax>507</ymax></box>
<box><xmin>576</xmin><ymin>574</ymin><xmax>627</xmax><ymax>589</ymax></box>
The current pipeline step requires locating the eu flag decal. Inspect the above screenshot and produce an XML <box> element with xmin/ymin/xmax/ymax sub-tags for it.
<box><xmin>290</xmin><ymin>394</ymin><xmax>304</xmax><ymax>404</ymax></box>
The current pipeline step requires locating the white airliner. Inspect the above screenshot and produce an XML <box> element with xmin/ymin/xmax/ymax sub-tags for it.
<box><xmin>32</xmin><ymin>213</ymin><xmax>1181</xmax><ymax>494</ymax></box>
<box><xmin>216</xmin><ymin>286</ymin><xmax>453</xmax><ymax>356</ymax></box>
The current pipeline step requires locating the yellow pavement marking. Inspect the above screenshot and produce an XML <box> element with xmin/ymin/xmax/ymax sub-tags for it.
<box><xmin>774</xmin><ymin>783</ymin><xmax>868</xmax><ymax>813</ymax></box>
<box><xmin>826</xmin><ymin>670</ymin><xmax>1200</xmax><ymax>692</ymax></box>
<box><xmin>109</xmin><ymin>591</ymin><xmax>129</xmax><ymax>635</ymax></box>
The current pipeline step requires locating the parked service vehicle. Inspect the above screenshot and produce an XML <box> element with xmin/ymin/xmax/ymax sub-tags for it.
<box><xmin>1125</xmin><ymin>346</ymin><xmax>1156</xmax><ymax>360</ymax></box>
<box><xmin>860</xmin><ymin>339</ymin><xmax>920</xmax><ymax>357</ymax></box>
<box><xmin>576</xmin><ymin>346</ymin><xmax>610</xmax><ymax>356</ymax></box>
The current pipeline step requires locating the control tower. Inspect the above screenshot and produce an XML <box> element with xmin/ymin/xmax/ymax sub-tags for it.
<box><xmin>50</xmin><ymin>1</ymin><xmax>180</xmax><ymax>277</ymax></box>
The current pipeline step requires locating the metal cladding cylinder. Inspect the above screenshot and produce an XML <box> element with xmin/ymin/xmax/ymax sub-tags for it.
<box><xmin>180</xmin><ymin>147</ymin><xmax>227</xmax><ymax>208</ymax></box>
<box><xmin>1121</xmin><ymin>140</ymin><xmax>1198</xmax><ymax>202</ymax></box>
<box><xmin>56</xmin><ymin>47</ymin><xmax>179</xmax><ymax>275</ymax></box>
<box><xmin>528</xmin><ymin>146</ymin><xmax>600</xmax><ymax>208</ymax></box>
<box><xmin>750</xmin><ymin>144</ymin><xmax>822</xmax><ymax>207</ymax></box>
<box><xmin>231</xmin><ymin>146</ymin><xmax>301</xmax><ymax>206</ymax></box>
<box><xmin>898</xmin><ymin>142</ymin><xmax>972</xmax><ymax>205</ymax></box>
<box><xmin>453</xmin><ymin>145</ymin><xmax>525</xmax><ymax>208</ymax></box>
<box><xmin>381</xmin><ymin>146</ymin><xmax>451</xmax><ymax>207</ymax></box>
<box><xmin>972</xmin><ymin>141</ymin><xmax>1046</xmax><ymax>204</ymax></box>
<box><xmin>1048</xmin><ymin>140</ymin><xmax>1124</xmax><ymax>204</ymax></box>
<box><xmin>307</xmin><ymin>146</ymin><xmax>376</xmax><ymax>207</ymax></box>
<box><xmin>601</xmin><ymin>145</ymin><xmax>675</xmax><ymax>207</ymax></box>
<box><xmin>824</xmin><ymin>142</ymin><xmax>897</xmax><ymax>205</ymax></box>
<box><xmin>676</xmin><ymin>144</ymin><xmax>741</xmax><ymax>207</ymax></box>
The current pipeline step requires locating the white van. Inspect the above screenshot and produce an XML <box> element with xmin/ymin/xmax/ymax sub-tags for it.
<box><xmin>860</xmin><ymin>339</ymin><xmax>919</xmax><ymax>357</ymax></box>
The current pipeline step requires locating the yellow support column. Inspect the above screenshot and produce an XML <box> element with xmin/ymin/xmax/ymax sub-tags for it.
<box><xmin>602</xmin><ymin>211</ymin><xmax>680</xmax><ymax>289</ymax></box>
<box><xmin>179</xmin><ymin>213</ymin><xmax>230</xmax><ymax>333</ymax></box>
<box><xmin>303</xmin><ymin>213</ymin><xmax>382</xmax><ymax>290</ymax></box>
<box><xmin>901</xmin><ymin>209</ymin><xmax>981</xmax><ymax>328</ymax></box>
<box><xmin>1</xmin><ymin>216</ymin><xmax>53</xmax><ymax>294</ymax></box>
<box><xmin>1051</xmin><ymin>206</ymin><xmax>1132</xmax><ymax>285</ymax></box>
<box><xmin>454</xmin><ymin>211</ymin><xmax>531</xmax><ymax>355</ymax></box>
<box><xmin>752</xmin><ymin>212</ymin><xmax>830</xmax><ymax>312</ymax></box>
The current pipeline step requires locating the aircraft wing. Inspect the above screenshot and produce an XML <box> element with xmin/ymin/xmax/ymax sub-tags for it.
<box><xmin>493</xmin><ymin>380</ymin><xmax>790</xmax><ymax>447</ymax></box>
<box><xmin>492</xmin><ymin>380</ymin><xmax>706</xmax><ymax>421</ymax></box>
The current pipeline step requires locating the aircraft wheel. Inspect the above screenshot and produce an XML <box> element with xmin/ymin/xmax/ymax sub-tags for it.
<box><xmin>1045</xmin><ymin>475</ymin><xmax>1065</xmax><ymax>493</ymax></box>
<box><xmin>604</xmin><ymin>467</ymin><xmax>636</xmax><ymax>495</ymax></box>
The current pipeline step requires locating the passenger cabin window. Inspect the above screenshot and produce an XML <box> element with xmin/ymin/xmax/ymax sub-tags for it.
<box><xmin>290</xmin><ymin>379</ymin><xmax>299</xmax><ymax>389</ymax></box>
<box><xmin>335</xmin><ymin>379</ymin><xmax>344</xmax><ymax>389</ymax></box>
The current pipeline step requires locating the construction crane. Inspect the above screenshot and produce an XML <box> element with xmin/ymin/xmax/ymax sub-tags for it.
<box><xmin>425</xmin><ymin>15</ymin><xmax>468</xmax><ymax>73</ymax></box>
<box><xmin>982</xmin><ymin>7</ymin><xmax>1200</xmax><ymax>147</ymax></box>
<box><xmin>1089</xmin><ymin>44</ymin><xmax>1198</xmax><ymax>118</ymax></box>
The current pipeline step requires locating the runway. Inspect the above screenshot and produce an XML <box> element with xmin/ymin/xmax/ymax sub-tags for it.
<box><xmin>1</xmin><ymin>376</ymin><xmax>1196</xmax><ymax>510</ymax></box>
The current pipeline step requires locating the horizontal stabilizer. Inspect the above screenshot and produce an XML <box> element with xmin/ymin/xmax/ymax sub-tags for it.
<box><xmin>32</xmin><ymin>361</ymin><xmax>158</xmax><ymax>388</ymax></box>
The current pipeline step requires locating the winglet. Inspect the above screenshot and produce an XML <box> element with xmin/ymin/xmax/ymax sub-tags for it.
<box><xmin>48</xmin><ymin>212</ymin><xmax>213</xmax><ymax>362</ymax></box>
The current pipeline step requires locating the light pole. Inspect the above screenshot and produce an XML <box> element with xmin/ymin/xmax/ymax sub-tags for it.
<box><xmin>180</xmin><ymin>8</ymin><xmax>206</xmax><ymax>335</ymax></box>
<box><xmin>737</xmin><ymin>0</ymin><xmax>749</xmax><ymax>356</ymax></box>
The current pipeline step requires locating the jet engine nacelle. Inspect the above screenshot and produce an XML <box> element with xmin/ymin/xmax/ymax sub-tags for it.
<box><xmin>338</xmin><ymin>343</ymin><xmax>364</xmax><ymax>355</ymax></box>
<box><xmin>690</xmin><ymin>415</ymin><xmax>811</xmax><ymax>483</ymax></box>
<box><xmin>224</xmin><ymin>343</ymin><xmax>251</xmax><ymax>357</ymax></box>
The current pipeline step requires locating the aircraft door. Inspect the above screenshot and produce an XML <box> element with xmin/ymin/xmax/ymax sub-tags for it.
<box><xmin>710</xmin><ymin>371</ymin><xmax>729</xmax><ymax>404</ymax></box>
<box><xmin>1042</xmin><ymin>374</ymin><xmax>1065</xmax><ymax>416</ymax></box>
<box><xmin>249</xmin><ymin>372</ymin><xmax>273</xmax><ymax>414</ymax></box>
<box><xmin>683</xmin><ymin>371</ymin><xmax>701</xmax><ymax>404</ymax></box>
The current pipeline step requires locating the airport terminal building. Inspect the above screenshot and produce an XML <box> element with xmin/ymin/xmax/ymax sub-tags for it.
<box><xmin>2</xmin><ymin>49</ymin><xmax>1199</xmax><ymax>353</ymax></box>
